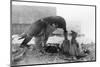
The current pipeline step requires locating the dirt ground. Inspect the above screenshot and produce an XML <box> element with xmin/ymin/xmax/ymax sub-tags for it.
<box><xmin>11</xmin><ymin>41</ymin><xmax>95</xmax><ymax>66</ymax></box>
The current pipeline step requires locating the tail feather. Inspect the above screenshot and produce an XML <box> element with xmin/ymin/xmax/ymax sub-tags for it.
<box><xmin>18</xmin><ymin>33</ymin><xmax>27</xmax><ymax>40</ymax></box>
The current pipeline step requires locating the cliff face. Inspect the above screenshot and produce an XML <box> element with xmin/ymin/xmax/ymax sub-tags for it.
<box><xmin>12</xmin><ymin>5</ymin><xmax>56</xmax><ymax>24</ymax></box>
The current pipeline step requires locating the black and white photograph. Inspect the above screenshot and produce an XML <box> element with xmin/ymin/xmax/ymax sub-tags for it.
<box><xmin>11</xmin><ymin>0</ymin><xmax>96</xmax><ymax>67</ymax></box>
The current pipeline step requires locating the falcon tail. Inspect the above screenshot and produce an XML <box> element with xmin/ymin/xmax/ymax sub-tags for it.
<box><xmin>18</xmin><ymin>33</ymin><xmax>27</xmax><ymax>40</ymax></box>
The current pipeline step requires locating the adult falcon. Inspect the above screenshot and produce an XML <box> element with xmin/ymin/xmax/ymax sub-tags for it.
<box><xmin>19</xmin><ymin>16</ymin><xmax>68</xmax><ymax>50</ymax></box>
